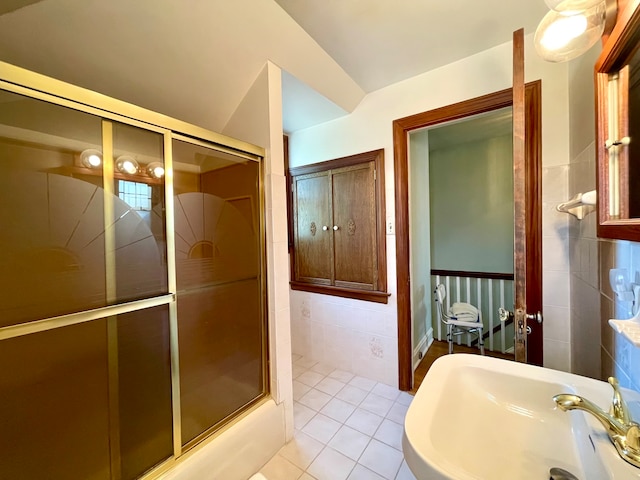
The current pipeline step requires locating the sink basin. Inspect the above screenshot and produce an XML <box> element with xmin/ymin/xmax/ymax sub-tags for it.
<box><xmin>403</xmin><ymin>354</ymin><xmax>640</xmax><ymax>479</ymax></box>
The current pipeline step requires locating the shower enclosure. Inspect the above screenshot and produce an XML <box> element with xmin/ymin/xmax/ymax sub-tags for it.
<box><xmin>0</xmin><ymin>63</ymin><xmax>268</xmax><ymax>479</ymax></box>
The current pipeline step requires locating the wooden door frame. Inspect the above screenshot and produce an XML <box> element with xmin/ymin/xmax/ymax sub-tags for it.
<box><xmin>393</xmin><ymin>81</ymin><xmax>543</xmax><ymax>391</ymax></box>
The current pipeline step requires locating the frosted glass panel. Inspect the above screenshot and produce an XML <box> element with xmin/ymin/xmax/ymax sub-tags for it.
<box><xmin>172</xmin><ymin>139</ymin><xmax>265</xmax><ymax>446</ymax></box>
<box><xmin>117</xmin><ymin>305</ymin><xmax>173</xmax><ymax>479</ymax></box>
<box><xmin>0</xmin><ymin>321</ymin><xmax>111</xmax><ymax>479</ymax></box>
<box><xmin>111</xmin><ymin>122</ymin><xmax>168</xmax><ymax>303</ymax></box>
<box><xmin>0</xmin><ymin>92</ymin><xmax>106</xmax><ymax>326</ymax></box>
<box><xmin>178</xmin><ymin>280</ymin><xmax>263</xmax><ymax>444</ymax></box>
<box><xmin>0</xmin><ymin>306</ymin><xmax>174</xmax><ymax>480</ymax></box>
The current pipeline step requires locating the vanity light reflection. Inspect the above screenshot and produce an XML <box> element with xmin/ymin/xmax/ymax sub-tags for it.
<box><xmin>116</xmin><ymin>155</ymin><xmax>139</xmax><ymax>175</ymax></box>
<box><xmin>147</xmin><ymin>161</ymin><xmax>165</xmax><ymax>179</ymax></box>
<box><xmin>80</xmin><ymin>148</ymin><xmax>102</xmax><ymax>169</ymax></box>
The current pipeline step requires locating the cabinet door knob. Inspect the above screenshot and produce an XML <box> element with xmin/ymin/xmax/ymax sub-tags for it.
<box><xmin>322</xmin><ymin>225</ymin><xmax>328</xmax><ymax>231</ymax></box>
<box><xmin>333</xmin><ymin>225</ymin><xmax>339</xmax><ymax>231</ymax></box>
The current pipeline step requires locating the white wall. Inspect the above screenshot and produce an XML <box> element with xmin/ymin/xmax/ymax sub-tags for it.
<box><xmin>224</xmin><ymin>60</ymin><xmax>294</xmax><ymax>433</ymax></box>
<box><xmin>408</xmin><ymin>128</ymin><xmax>432</xmax><ymax>367</ymax></box>
<box><xmin>566</xmin><ymin>42</ymin><xmax>640</xmax><ymax>391</ymax></box>
<box><xmin>288</xmin><ymin>33</ymin><xmax>573</xmax><ymax>386</ymax></box>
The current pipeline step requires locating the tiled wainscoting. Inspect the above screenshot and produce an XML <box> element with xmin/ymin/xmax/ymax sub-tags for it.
<box><xmin>258</xmin><ymin>355</ymin><xmax>416</xmax><ymax>480</ymax></box>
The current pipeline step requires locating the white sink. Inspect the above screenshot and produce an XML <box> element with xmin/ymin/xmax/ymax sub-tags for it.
<box><xmin>403</xmin><ymin>354</ymin><xmax>640</xmax><ymax>479</ymax></box>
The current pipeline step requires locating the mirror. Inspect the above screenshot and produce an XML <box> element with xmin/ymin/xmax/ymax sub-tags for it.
<box><xmin>596</xmin><ymin>1</ymin><xmax>640</xmax><ymax>240</ymax></box>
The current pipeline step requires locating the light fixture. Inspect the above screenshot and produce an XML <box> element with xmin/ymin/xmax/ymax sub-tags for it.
<box><xmin>115</xmin><ymin>155</ymin><xmax>139</xmax><ymax>175</ymax></box>
<box><xmin>544</xmin><ymin>0</ymin><xmax>603</xmax><ymax>12</ymax></box>
<box><xmin>534</xmin><ymin>0</ymin><xmax>617</xmax><ymax>63</ymax></box>
<box><xmin>80</xmin><ymin>149</ymin><xmax>102</xmax><ymax>169</ymax></box>
<box><xmin>147</xmin><ymin>161</ymin><xmax>165</xmax><ymax>179</ymax></box>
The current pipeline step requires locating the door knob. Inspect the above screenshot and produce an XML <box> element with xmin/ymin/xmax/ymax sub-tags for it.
<box><xmin>526</xmin><ymin>311</ymin><xmax>543</xmax><ymax>324</ymax></box>
<box><xmin>322</xmin><ymin>225</ymin><xmax>328</xmax><ymax>231</ymax></box>
<box><xmin>499</xmin><ymin>308</ymin><xmax>542</xmax><ymax>324</ymax></box>
<box><xmin>333</xmin><ymin>225</ymin><xmax>339</xmax><ymax>231</ymax></box>
<box><xmin>498</xmin><ymin>307</ymin><xmax>513</xmax><ymax>322</ymax></box>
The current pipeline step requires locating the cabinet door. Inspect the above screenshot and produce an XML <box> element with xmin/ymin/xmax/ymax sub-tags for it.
<box><xmin>332</xmin><ymin>162</ymin><xmax>377</xmax><ymax>290</ymax></box>
<box><xmin>293</xmin><ymin>172</ymin><xmax>333</xmax><ymax>284</ymax></box>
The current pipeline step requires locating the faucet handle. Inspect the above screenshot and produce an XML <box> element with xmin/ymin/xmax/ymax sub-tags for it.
<box><xmin>609</xmin><ymin>377</ymin><xmax>632</xmax><ymax>424</ymax></box>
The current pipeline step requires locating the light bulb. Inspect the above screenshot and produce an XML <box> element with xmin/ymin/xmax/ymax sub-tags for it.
<box><xmin>534</xmin><ymin>2</ymin><xmax>606</xmax><ymax>62</ymax></box>
<box><xmin>147</xmin><ymin>162</ymin><xmax>165</xmax><ymax>179</ymax></box>
<box><xmin>80</xmin><ymin>149</ymin><xmax>102</xmax><ymax>169</ymax></box>
<box><xmin>540</xmin><ymin>14</ymin><xmax>587</xmax><ymax>50</ymax></box>
<box><xmin>115</xmin><ymin>156</ymin><xmax>139</xmax><ymax>175</ymax></box>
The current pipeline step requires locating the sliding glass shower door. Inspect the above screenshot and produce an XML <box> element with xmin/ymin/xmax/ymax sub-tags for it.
<box><xmin>0</xmin><ymin>82</ymin><xmax>267</xmax><ymax>479</ymax></box>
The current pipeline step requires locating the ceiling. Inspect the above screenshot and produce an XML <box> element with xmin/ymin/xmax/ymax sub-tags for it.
<box><xmin>273</xmin><ymin>0</ymin><xmax>548</xmax><ymax>93</ymax></box>
<box><xmin>0</xmin><ymin>0</ymin><xmax>549</xmax><ymax>135</ymax></box>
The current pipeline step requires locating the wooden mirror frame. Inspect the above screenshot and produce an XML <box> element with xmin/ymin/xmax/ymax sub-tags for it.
<box><xmin>596</xmin><ymin>0</ymin><xmax>640</xmax><ymax>240</ymax></box>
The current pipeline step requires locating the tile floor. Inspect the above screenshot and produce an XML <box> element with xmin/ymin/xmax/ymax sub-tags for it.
<box><xmin>258</xmin><ymin>354</ymin><xmax>417</xmax><ymax>480</ymax></box>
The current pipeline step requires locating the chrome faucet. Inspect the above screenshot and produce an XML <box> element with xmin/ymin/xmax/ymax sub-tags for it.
<box><xmin>553</xmin><ymin>377</ymin><xmax>640</xmax><ymax>469</ymax></box>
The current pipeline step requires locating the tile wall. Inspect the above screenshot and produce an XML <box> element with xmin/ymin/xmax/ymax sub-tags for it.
<box><xmin>289</xmin><ymin>240</ymin><xmax>399</xmax><ymax>387</ymax></box>
<box><xmin>543</xmin><ymin>162</ymin><xmax>573</xmax><ymax>371</ymax></box>
<box><xmin>568</xmin><ymin>140</ymin><xmax>640</xmax><ymax>391</ymax></box>
<box><xmin>289</xmin><ymin>292</ymin><xmax>399</xmax><ymax>387</ymax></box>
<box><xmin>568</xmin><ymin>143</ymin><xmax>601</xmax><ymax>379</ymax></box>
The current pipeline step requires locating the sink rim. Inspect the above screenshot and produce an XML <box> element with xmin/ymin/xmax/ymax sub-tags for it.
<box><xmin>403</xmin><ymin>354</ymin><xmax>640</xmax><ymax>480</ymax></box>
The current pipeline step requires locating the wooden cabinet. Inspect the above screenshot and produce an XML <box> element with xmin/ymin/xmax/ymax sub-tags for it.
<box><xmin>596</xmin><ymin>0</ymin><xmax>640</xmax><ymax>240</ymax></box>
<box><xmin>289</xmin><ymin>150</ymin><xmax>388</xmax><ymax>303</ymax></box>
<box><xmin>294</xmin><ymin>171</ymin><xmax>333</xmax><ymax>284</ymax></box>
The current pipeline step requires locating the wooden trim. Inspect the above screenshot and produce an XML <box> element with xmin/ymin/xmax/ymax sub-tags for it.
<box><xmin>289</xmin><ymin>149</ymin><xmax>383</xmax><ymax>176</ymax></box>
<box><xmin>525</xmin><ymin>82</ymin><xmax>543</xmax><ymax>366</ymax></box>
<box><xmin>596</xmin><ymin>69</ymin><xmax>613</xmax><ymax>230</ymax></box>
<box><xmin>393</xmin><ymin>81</ymin><xmax>543</xmax><ymax>390</ymax></box>
<box><xmin>392</xmin><ymin>89</ymin><xmax>513</xmax><ymax>133</ymax></box>
<box><xmin>513</xmin><ymin>29</ymin><xmax>527</xmax><ymax>364</ymax></box>
<box><xmin>393</xmin><ymin>119</ymin><xmax>412</xmax><ymax>390</ymax></box>
<box><xmin>596</xmin><ymin>0</ymin><xmax>640</xmax><ymax>72</ymax></box>
<box><xmin>430</xmin><ymin>270</ymin><xmax>514</xmax><ymax>281</ymax></box>
<box><xmin>288</xmin><ymin>149</ymin><xmax>388</xmax><ymax>298</ymax></box>
<box><xmin>290</xmin><ymin>281</ymin><xmax>390</xmax><ymax>304</ymax></box>
<box><xmin>374</xmin><ymin>151</ymin><xmax>387</xmax><ymax>294</ymax></box>
<box><xmin>284</xmin><ymin>134</ymin><xmax>294</xmax><ymax>252</ymax></box>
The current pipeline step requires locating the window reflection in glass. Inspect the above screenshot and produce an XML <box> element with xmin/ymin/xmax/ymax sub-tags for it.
<box><xmin>111</xmin><ymin>122</ymin><xmax>168</xmax><ymax>304</ymax></box>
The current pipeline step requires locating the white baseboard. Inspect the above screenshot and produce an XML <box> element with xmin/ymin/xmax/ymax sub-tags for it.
<box><xmin>413</xmin><ymin>327</ymin><xmax>434</xmax><ymax>370</ymax></box>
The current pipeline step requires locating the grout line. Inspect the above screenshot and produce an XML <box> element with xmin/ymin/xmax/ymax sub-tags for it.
<box><xmin>258</xmin><ymin>357</ymin><xmax>414</xmax><ymax>479</ymax></box>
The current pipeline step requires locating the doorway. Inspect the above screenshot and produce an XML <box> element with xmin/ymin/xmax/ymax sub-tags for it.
<box><xmin>411</xmin><ymin>106</ymin><xmax>516</xmax><ymax>357</ymax></box>
<box><xmin>393</xmin><ymin>83</ymin><xmax>543</xmax><ymax>391</ymax></box>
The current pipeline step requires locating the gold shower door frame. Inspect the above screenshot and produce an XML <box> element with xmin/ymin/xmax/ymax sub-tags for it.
<box><xmin>0</xmin><ymin>61</ymin><xmax>269</xmax><ymax>480</ymax></box>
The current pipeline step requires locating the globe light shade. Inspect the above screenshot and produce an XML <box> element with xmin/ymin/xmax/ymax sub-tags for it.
<box><xmin>147</xmin><ymin>161</ymin><xmax>165</xmax><ymax>179</ymax></box>
<box><xmin>534</xmin><ymin>3</ymin><xmax>606</xmax><ymax>62</ymax></box>
<box><xmin>544</xmin><ymin>0</ymin><xmax>604</xmax><ymax>12</ymax></box>
<box><xmin>80</xmin><ymin>149</ymin><xmax>102</xmax><ymax>169</ymax></box>
<box><xmin>115</xmin><ymin>155</ymin><xmax>139</xmax><ymax>175</ymax></box>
